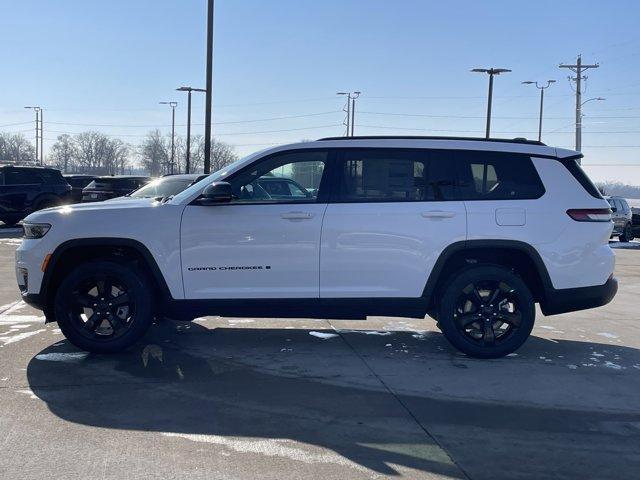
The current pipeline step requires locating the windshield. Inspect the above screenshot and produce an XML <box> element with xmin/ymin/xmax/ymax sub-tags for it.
<box><xmin>170</xmin><ymin>150</ymin><xmax>267</xmax><ymax>204</ymax></box>
<box><xmin>130</xmin><ymin>177</ymin><xmax>194</xmax><ymax>198</ymax></box>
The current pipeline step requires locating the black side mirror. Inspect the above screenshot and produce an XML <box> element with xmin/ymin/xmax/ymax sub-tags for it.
<box><xmin>196</xmin><ymin>182</ymin><xmax>233</xmax><ymax>205</ymax></box>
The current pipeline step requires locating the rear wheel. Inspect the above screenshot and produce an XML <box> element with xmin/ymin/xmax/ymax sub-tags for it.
<box><xmin>54</xmin><ymin>260</ymin><xmax>154</xmax><ymax>353</ymax></box>
<box><xmin>620</xmin><ymin>223</ymin><xmax>633</xmax><ymax>243</ymax></box>
<box><xmin>437</xmin><ymin>265</ymin><xmax>535</xmax><ymax>358</ymax></box>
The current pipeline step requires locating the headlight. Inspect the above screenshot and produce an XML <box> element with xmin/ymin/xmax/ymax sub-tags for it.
<box><xmin>22</xmin><ymin>223</ymin><xmax>51</xmax><ymax>239</ymax></box>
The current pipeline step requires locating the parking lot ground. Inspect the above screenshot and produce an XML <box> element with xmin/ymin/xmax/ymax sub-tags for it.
<box><xmin>0</xmin><ymin>230</ymin><xmax>639</xmax><ymax>479</ymax></box>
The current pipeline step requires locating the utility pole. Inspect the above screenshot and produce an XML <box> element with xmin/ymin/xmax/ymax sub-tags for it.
<box><xmin>337</xmin><ymin>91</ymin><xmax>361</xmax><ymax>137</ymax></box>
<box><xmin>39</xmin><ymin>109</ymin><xmax>43</xmax><ymax>164</ymax></box>
<box><xmin>159</xmin><ymin>101</ymin><xmax>178</xmax><ymax>174</ymax></box>
<box><xmin>559</xmin><ymin>55</ymin><xmax>599</xmax><ymax>153</ymax></box>
<box><xmin>24</xmin><ymin>106</ymin><xmax>41</xmax><ymax>164</ymax></box>
<box><xmin>204</xmin><ymin>0</ymin><xmax>214</xmax><ymax>174</ymax></box>
<box><xmin>471</xmin><ymin>68</ymin><xmax>511</xmax><ymax>139</ymax></box>
<box><xmin>176</xmin><ymin>86</ymin><xmax>206</xmax><ymax>173</ymax></box>
<box><xmin>522</xmin><ymin>80</ymin><xmax>555</xmax><ymax>141</ymax></box>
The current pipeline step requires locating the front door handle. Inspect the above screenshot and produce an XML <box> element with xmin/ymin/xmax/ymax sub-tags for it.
<box><xmin>421</xmin><ymin>210</ymin><xmax>456</xmax><ymax>219</ymax></box>
<box><xmin>280</xmin><ymin>211</ymin><xmax>314</xmax><ymax>220</ymax></box>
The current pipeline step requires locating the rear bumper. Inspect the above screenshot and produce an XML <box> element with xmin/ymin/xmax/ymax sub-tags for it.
<box><xmin>541</xmin><ymin>276</ymin><xmax>618</xmax><ymax>316</ymax></box>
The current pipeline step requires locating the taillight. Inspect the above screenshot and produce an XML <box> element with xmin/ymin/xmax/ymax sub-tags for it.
<box><xmin>566</xmin><ymin>208</ymin><xmax>612</xmax><ymax>222</ymax></box>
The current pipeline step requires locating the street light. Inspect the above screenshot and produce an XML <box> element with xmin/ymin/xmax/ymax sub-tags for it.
<box><xmin>471</xmin><ymin>68</ymin><xmax>511</xmax><ymax>139</ymax></box>
<box><xmin>337</xmin><ymin>91</ymin><xmax>361</xmax><ymax>136</ymax></box>
<box><xmin>522</xmin><ymin>80</ymin><xmax>555</xmax><ymax>142</ymax></box>
<box><xmin>24</xmin><ymin>106</ymin><xmax>42</xmax><ymax>165</ymax></box>
<box><xmin>176</xmin><ymin>86</ymin><xmax>206</xmax><ymax>173</ymax></box>
<box><xmin>159</xmin><ymin>101</ymin><xmax>178</xmax><ymax>174</ymax></box>
<box><xmin>576</xmin><ymin>97</ymin><xmax>605</xmax><ymax>152</ymax></box>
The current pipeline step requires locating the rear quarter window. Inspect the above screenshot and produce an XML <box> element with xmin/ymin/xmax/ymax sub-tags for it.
<box><xmin>562</xmin><ymin>158</ymin><xmax>603</xmax><ymax>199</ymax></box>
<box><xmin>454</xmin><ymin>151</ymin><xmax>545</xmax><ymax>200</ymax></box>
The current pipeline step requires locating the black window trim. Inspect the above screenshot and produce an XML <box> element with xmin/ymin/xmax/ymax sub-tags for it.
<box><xmin>327</xmin><ymin>147</ymin><xmax>546</xmax><ymax>204</ymax></box>
<box><xmin>189</xmin><ymin>147</ymin><xmax>336</xmax><ymax>206</ymax></box>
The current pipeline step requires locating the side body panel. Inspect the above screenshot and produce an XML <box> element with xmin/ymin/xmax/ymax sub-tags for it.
<box><xmin>15</xmin><ymin>200</ymin><xmax>185</xmax><ymax>298</ymax></box>
<box><xmin>320</xmin><ymin>201</ymin><xmax>466</xmax><ymax>297</ymax></box>
<box><xmin>180</xmin><ymin>203</ymin><xmax>327</xmax><ymax>299</ymax></box>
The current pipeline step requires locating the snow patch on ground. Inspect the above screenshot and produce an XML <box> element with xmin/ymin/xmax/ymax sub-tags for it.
<box><xmin>597</xmin><ymin>332</ymin><xmax>619</xmax><ymax>339</ymax></box>
<box><xmin>161</xmin><ymin>432</ymin><xmax>367</xmax><ymax>471</ymax></box>
<box><xmin>17</xmin><ymin>389</ymin><xmax>37</xmax><ymax>399</ymax></box>
<box><xmin>309</xmin><ymin>331</ymin><xmax>338</xmax><ymax>339</ymax></box>
<box><xmin>338</xmin><ymin>329</ymin><xmax>394</xmax><ymax>336</ymax></box>
<box><xmin>0</xmin><ymin>315</ymin><xmax>45</xmax><ymax>325</ymax></box>
<box><xmin>0</xmin><ymin>329</ymin><xmax>45</xmax><ymax>346</ymax></box>
<box><xmin>35</xmin><ymin>352</ymin><xmax>88</xmax><ymax>362</ymax></box>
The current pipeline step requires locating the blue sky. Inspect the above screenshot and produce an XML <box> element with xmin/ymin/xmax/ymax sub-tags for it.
<box><xmin>1</xmin><ymin>0</ymin><xmax>640</xmax><ymax>182</ymax></box>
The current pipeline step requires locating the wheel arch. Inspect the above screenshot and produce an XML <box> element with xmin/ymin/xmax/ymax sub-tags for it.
<box><xmin>423</xmin><ymin>240</ymin><xmax>553</xmax><ymax>310</ymax></box>
<box><xmin>42</xmin><ymin>238</ymin><xmax>172</xmax><ymax>314</ymax></box>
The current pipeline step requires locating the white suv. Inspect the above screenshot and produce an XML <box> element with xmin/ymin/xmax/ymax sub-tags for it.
<box><xmin>15</xmin><ymin>137</ymin><xmax>617</xmax><ymax>358</ymax></box>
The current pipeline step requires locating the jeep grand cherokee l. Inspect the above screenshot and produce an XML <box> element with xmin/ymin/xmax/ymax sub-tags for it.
<box><xmin>15</xmin><ymin>137</ymin><xmax>617</xmax><ymax>358</ymax></box>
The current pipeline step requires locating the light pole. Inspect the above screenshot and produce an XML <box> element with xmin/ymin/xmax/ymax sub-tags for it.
<box><xmin>577</xmin><ymin>97</ymin><xmax>605</xmax><ymax>152</ymax></box>
<box><xmin>522</xmin><ymin>80</ymin><xmax>555</xmax><ymax>142</ymax></box>
<box><xmin>204</xmin><ymin>0</ymin><xmax>215</xmax><ymax>174</ymax></box>
<box><xmin>471</xmin><ymin>68</ymin><xmax>511</xmax><ymax>139</ymax></box>
<box><xmin>176</xmin><ymin>86</ymin><xmax>206</xmax><ymax>173</ymax></box>
<box><xmin>24</xmin><ymin>106</ymin><xmax>42</xmax><ymax>164</ymax></box>
<box><xmin>159</xmin><ymin>101</ymin><xmax>178</xmax><ymax>174</ymax></box>
<box><xmin>337</xmin><ymin>91</ymin><xmax>361</xmax><ymax>137</ymax></box>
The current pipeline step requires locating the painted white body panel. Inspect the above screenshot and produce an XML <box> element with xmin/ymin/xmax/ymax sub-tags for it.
<box><xmin>15</xmin><ymin>138</ymin><xmax>615</xmax><ymax>308</ymax></box>
<box><xmin>16</xmin><ymin>199</ymin><xmax>186</xmax><ymax>298</ymax></box>
<box><xmin>180</xmin><ymin>203</ymin><xmax>328</xmax><ymax>298</ymax></box>
<box><xmin>320</xmin><ymin>201</ymin><xmax>466</xmax><ymax>297</ymax></box>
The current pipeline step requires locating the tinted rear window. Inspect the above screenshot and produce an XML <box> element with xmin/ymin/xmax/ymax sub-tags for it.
<box><xmin>562</xmin><ymin>158</ymin><xmax>603</xmax><ymax>199</ymax></box>
<box><xmin>334</xmin><ymin>148</ymin><xmax>457</xmax><ymax>202</ymax></box>
<box><xmin>454</xmin><ymin>151</ymin><xmax>545</xmax><ymax>200</ymax></box>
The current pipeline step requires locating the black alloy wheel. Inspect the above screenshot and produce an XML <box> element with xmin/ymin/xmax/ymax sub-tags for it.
<box><xmin>438</xmin><ymin>265</ymin><xmax>535</xmax><ymax>358</ymax></box>
<box><xmin>54</xmin><ymin>260</ymin><xmax>153</xmax><ymax>353</ymax></box>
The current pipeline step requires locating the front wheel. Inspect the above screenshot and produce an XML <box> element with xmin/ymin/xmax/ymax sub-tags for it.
<box><xmin>54</xmin><ymin>260</ymin><xmax>154</xmax><ymax>353</ymax></box>
<box><xmin>437</xmin><ymin>265</ymin><xmax>535</xmax><ymax>358</ymax></box>
<box><xmin>620</xmin><ymin>223</ymin><xmax>633</xmax><ymax>243</ymax></box>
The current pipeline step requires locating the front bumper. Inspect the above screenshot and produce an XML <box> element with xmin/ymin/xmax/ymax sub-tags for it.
<box><xmin>22</xmin><ymin>292</ymin><xmax>45</xmax><ymax>310</ymax></box>
<box><xmin>541</xmin><ymin>276</ymin><xmax>618</xmax><ymax>316</ymax></box>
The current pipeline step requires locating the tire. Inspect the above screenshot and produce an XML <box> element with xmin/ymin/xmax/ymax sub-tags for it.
<box><xmin>54</xmin><ymin>260</ymin><xmax>154</xmax><ymax>353</ymax></box>
<box><xmin>620</xmin><ymin>223</ymin><xmax>633</xmax><ymax>243</ymax></box>
<box><xmin>437</xmin><ymin>265</ymin><xmax>535</xmax><ymax>359</ymax></box>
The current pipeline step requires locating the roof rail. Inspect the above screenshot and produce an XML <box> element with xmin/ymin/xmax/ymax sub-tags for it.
<box><xmin>316</xmin><ymin>135</ymin><xmax>546</xmax><ymax>146</ymax></box>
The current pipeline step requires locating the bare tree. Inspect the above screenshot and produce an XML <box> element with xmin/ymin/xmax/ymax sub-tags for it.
<box><xmin>49</xmin><ymin>134</ymin><xmax>77</xmax><ymax>172</ymax></box>
<box><xmin>0</xmin><ymin>133</ymin><xmax>36</xmax><ymax>164</ymax></box>
<box><xmin>186</xmin><ymin>136</ymin><xmax>237</xmax><ymax>174</ymax></box>
<box><xmin>139</xmin><ymin>129</ymin><xmax>169</xmax><ymax>176</ymax></box>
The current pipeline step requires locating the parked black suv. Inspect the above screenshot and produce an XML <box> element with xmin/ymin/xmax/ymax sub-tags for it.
<box><xmin>63</xmin><ymin>174</ymin><xmax>98</xmax><ymax>204</ymax></box>
<box><xmin>82</xmin><ymin>176</ymin><xmax>150</xmax><ymax>202</ymax></box>
<box><xmin>0</xmin><ymin>165</ymin><xmax>72</xmax><ymax>226</ymax></box>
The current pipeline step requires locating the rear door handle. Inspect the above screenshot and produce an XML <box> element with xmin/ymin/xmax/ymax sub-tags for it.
<box><xmin>280</xmin><ymin>211</ymin><xmax>314</xmax><ymax>220</ymax></box>
<box><xmin>421</xmin><ymin>210</ymin><xmax>456</xmax><ymax>219</ymax></box>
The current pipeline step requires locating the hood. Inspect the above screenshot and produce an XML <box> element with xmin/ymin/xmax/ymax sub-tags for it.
<box><xmin>23</xmin><ymin>197</ymin><xmax>159</xmax><ymax>223</ymax></box>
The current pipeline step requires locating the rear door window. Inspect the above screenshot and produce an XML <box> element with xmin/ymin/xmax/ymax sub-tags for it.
<box><xmin>454</xmin><ymin>151</ymin><xmax>545</xmax><ymax>200</ymax></box>
<box><xmin>334</xmin><ymin>148</ymin><xmax>457</xmax><ymax>202</ymax></box>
